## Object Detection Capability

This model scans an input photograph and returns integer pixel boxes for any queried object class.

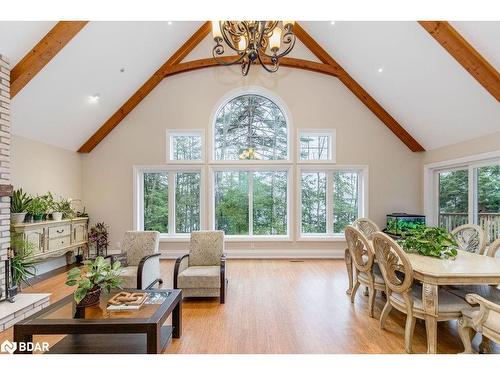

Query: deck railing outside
[439,212,500,244]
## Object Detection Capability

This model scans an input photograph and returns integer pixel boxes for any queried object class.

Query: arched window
[214,94,288,161]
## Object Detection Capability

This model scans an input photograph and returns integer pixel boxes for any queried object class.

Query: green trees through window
[175,172,200,233]
[143,173,168,233]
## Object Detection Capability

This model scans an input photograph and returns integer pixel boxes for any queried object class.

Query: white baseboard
[160,249,344,259]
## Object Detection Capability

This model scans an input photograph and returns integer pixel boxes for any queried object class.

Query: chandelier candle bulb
[212,21,222,40]
[238,36,247,51]
[270,27,282,51]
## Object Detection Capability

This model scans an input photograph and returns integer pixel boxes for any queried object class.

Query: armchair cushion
[122,231,160,266]
[177,266,221,289]
[189,231,224,267]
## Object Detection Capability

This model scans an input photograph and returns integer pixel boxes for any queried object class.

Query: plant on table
[398,225,458,259]
[8,237,37,290]
[66,256,123,305]
[88,222,110,256]
[52,197,76,220]
[10,188,32,224]
[27,195,49,221]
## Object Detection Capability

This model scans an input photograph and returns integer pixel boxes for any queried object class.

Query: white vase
[52,212,63,221]
[11,212,26,224]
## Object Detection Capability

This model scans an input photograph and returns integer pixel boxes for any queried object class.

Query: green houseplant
[27,195,48,221]
[399,226,458,259]
[53,197,76,219]
[10,188,32,224]
[9,237,37,291]
[66,256,123,306]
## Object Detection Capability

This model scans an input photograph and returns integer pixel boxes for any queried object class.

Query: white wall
[82,66,423,256]
[11,134,83,199]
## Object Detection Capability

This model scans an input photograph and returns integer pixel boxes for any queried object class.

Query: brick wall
[0,54,10,299]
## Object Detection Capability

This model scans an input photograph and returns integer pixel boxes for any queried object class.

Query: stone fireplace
[0,54,49,332]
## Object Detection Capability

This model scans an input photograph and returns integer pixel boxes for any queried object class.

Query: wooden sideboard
[11,217,89,263]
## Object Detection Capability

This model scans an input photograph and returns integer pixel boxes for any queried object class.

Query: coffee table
[13,288,182,354]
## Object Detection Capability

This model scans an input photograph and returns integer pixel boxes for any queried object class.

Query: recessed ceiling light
[88,94,100,103]
[167,21,173,25]
[330,21,336,25]
[377,67,384,73]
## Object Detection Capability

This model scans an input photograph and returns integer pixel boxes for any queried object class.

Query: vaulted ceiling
[0,21,499,152]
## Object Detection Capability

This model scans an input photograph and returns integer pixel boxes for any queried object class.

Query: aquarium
[386,213,426,236]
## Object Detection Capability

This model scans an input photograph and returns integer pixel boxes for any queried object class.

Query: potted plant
[89,222,110,257]
[27,195,48,221]
[65,256,123,306]
[399,226,458,259]
[57,197,76,219]
[8,237,38,293]
[10,188,32,224]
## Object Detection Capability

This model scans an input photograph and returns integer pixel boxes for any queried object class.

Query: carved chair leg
[404,315,417,354]
[368,285,375,318]
[457,318,474,354]
[350,280,360,304]
[345,249,353,295]
[379,300,392,329]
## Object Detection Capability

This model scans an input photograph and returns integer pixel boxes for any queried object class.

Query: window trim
[296,164,369,241]
[208,86,293,163]
[133,165,206,240]
[424,150,500,227]
[166,129,205,164]
[297,128,337,164]
[208,165,293,241]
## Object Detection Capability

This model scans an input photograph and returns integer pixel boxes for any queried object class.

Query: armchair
[113,231,162,290]
[173,231,227,304]
[458,294,500,353]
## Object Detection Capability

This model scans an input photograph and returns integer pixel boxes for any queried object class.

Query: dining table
[345,248,500,354]
[406,250,500,354]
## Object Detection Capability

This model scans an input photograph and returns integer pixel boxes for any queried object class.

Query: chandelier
[211,21,296,76]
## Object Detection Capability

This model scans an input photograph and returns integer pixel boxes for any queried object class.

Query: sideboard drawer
[48,225,71,239]
[48,236,71,251]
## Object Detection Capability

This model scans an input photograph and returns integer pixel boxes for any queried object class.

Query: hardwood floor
[1,259,497,354]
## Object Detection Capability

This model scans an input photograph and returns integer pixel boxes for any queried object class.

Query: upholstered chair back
[486,238,500,258]
[451,224,486,254]
[345,225,374,274]
[189,231,224,267]
[372,232,414,296]
[352,218,380,240]
[122,231,160,266]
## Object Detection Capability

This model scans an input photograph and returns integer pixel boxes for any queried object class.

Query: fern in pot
[8,237,38,293]
[399,226,458,259]
[66,256,123,307]
[10,188,32,224]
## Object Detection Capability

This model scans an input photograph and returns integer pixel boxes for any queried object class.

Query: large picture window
[428,155,500,244]
[299,167,366,238]
[214,94,288,161]
[213,169,289,237]
[137,167,202,236]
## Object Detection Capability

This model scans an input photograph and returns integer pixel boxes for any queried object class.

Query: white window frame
[166,129,205,163]
[297,129,336,163]
[208,86,293,164]
[208,165,293,242]
[297,164,369,241]
[424,150,500,227]
[133,165,206,241]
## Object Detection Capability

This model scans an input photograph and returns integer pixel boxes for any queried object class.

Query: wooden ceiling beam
[164,56,340,78]
[419,21,500,102]
[11,21,88,98]
[293,23,425,152]
[78,22,211,153]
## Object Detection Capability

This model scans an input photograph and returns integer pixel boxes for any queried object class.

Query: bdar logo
[1,340,17,354]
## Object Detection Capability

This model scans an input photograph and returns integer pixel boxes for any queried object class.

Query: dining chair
[458,294,500,354]
[345,225,385,318]
[451,224,486,255]
[486,238,500,258]
[345,218,381,295]
[372,232,471,353]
